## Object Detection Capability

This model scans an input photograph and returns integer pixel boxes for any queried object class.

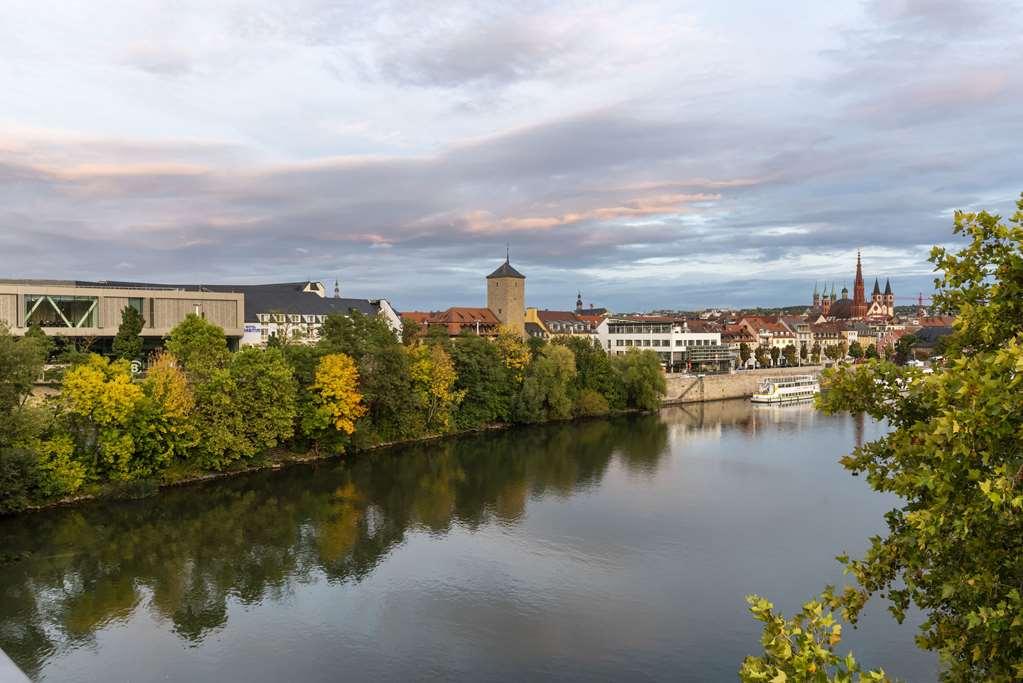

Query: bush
[0,448,43,514]
[574,389,610,417]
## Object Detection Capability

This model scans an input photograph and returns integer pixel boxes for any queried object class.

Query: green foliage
[111,306,145,360]
[740,342,752,365]
[526,334,546,360]
[0,324,48,413]
[227,348,297,455]
[0,449,44,514]
[749,196,1023,681]
[864,343,879,359]
[800,343,809,362]
[574,388,610,417]
[612,349,666,411]
[847,340,863,359]
[165,314,230,380]
[516,345,577,423]
[556,336,625,410]
[893,334,917,365]
[450,335,513,429]
[755,345,771,368]
[930,195,1023,356]
[320,310,397,361]
[401,319,423,346]
[770,346,781,366]
[782,343,797,366]
[811,341,822,364]
[739,592,889,682]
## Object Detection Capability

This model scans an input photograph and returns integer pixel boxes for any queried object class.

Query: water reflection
[0,415,669,677]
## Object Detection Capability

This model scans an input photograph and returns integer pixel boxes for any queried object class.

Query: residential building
[526,308,595,337]
[403,307,502,337]
[219,281,400,347]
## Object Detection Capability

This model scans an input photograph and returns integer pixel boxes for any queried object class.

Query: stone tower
[884,279,894,316]
[486,253,526,336]
[852,251,867,318]
[812,282,820,309]
[871,277,882,307]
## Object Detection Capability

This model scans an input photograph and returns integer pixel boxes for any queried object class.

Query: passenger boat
[750,375,820,403]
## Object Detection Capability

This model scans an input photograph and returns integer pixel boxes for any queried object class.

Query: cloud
[0,0,1021,310]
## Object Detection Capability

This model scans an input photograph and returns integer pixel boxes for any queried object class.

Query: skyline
[2,0,1022,310]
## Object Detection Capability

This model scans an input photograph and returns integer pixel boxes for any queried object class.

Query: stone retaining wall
[663,366,824,404]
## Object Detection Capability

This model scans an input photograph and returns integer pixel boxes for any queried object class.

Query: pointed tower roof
[486,254,525,279]
[813,281,819,296]
[884,279,892,295]
[872,278,881,295]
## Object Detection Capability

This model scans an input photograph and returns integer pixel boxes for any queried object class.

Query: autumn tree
[408,344,464,433]
[494,327,531,387]
[744,194,1023,681]
[308,353,366,439]
[111,305,145,360]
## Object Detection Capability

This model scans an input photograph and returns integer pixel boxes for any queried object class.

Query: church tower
[812,282,820,308]
[486,252,526,336]
[884,279,894,316]
[576,291,584,312]
[852,251,867,318]
[871,278,881,307]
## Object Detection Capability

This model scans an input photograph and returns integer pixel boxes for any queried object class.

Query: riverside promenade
[663,366,824,405]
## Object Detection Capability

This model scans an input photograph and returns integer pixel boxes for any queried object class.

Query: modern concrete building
[595,316,734,372]
[0,279,244,344]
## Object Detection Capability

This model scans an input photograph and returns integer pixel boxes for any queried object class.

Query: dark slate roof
[525,322,546,337]
[913,326,953,345]
[486,260,526,279]
[202,283,379,322]
[872,278,881,295]
[884,279,892,295]
[828,299,855,319]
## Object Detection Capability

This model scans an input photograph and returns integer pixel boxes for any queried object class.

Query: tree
[574,388,610,417]
[799,342,808,363]
[0,324,48,414]
[526,335,546,360]
[754,345,770,368]
[864,343,879,359]
[556,336,625,410]
[782,344,797,367]
[401,319,423,346]
[893,334,918,365]
[111,306,145,360]
[847,340,863,359]
[740,593,887,681]
[227,348,297,458]
[769,346,780,367]
[612,349,665,411]
[746,195,1023,680]
[165,314,230,381]
[320,311,397,361]
[494,327,531,386]
[811,341,822,364]
[739,342,751,368]
[308,353,366,437]
[60,354,148,480]
[823,343,842,362]
[408,344,464,433]
[516,345,577,422]
[450,335,513,429]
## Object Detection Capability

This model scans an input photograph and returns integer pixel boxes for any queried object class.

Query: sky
[1,0,1021,312]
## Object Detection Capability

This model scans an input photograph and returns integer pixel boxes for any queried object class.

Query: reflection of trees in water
[0,415,667,675]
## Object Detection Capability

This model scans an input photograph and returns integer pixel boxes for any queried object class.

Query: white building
[214,281,401,347]
[595,316,734,372]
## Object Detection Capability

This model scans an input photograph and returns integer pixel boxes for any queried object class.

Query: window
[128,297,143,316]
[24,294,98,328]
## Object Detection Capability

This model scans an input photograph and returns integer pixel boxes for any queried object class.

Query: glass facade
[25,295,98,328]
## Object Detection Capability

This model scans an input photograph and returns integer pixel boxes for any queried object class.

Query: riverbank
[9,409,649,515]
[663,366,824,404]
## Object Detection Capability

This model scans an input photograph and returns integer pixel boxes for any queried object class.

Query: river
[0,400,936,681]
